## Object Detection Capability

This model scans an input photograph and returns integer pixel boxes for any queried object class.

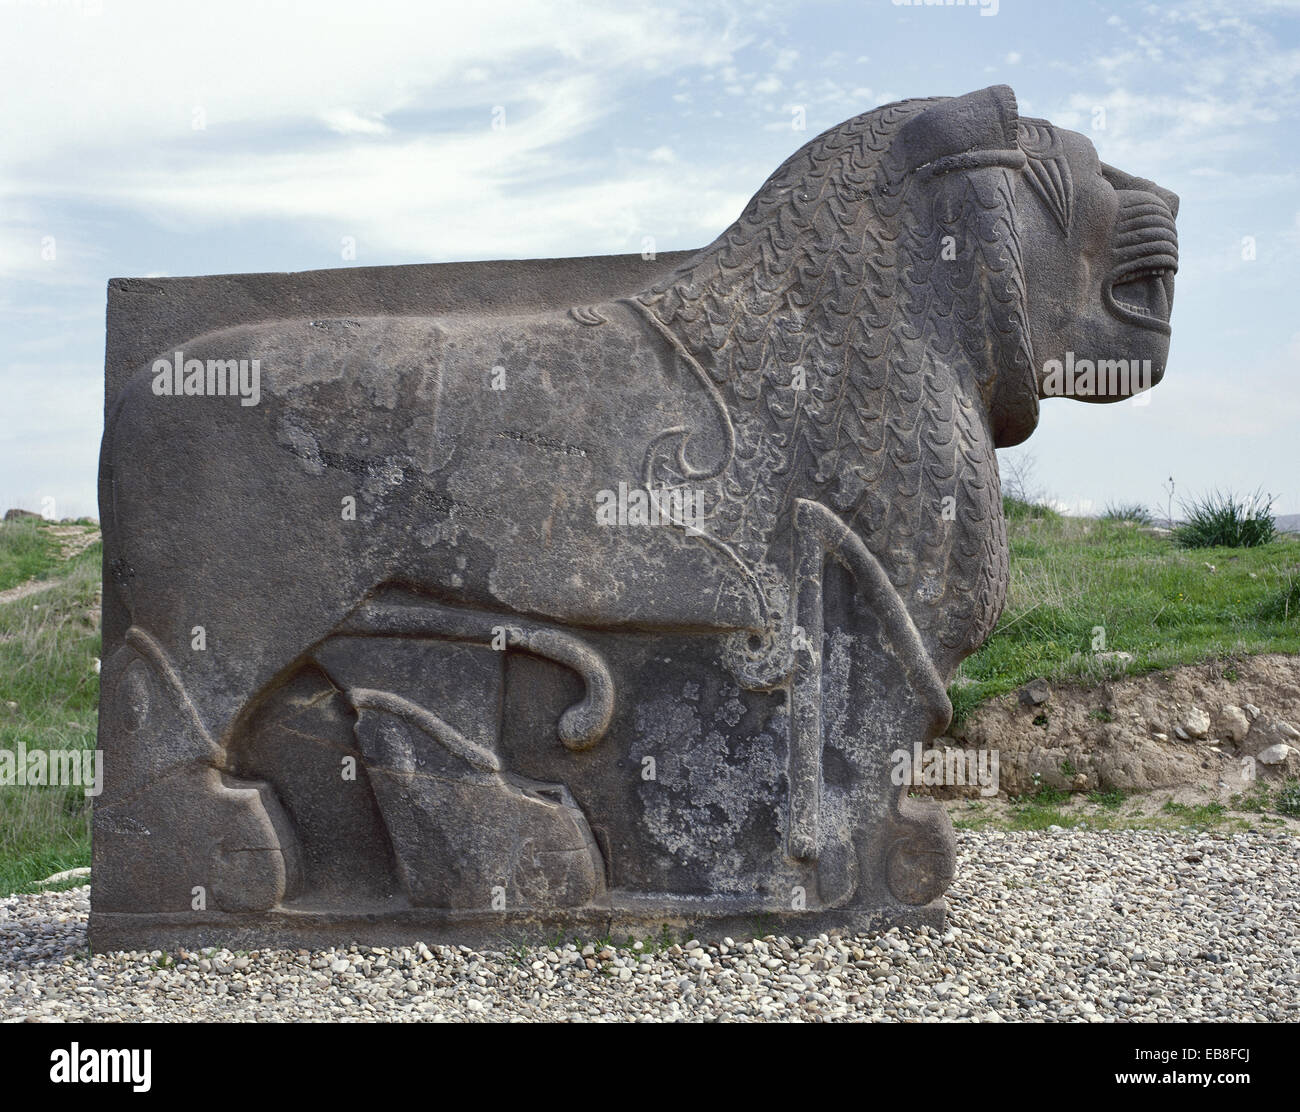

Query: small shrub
[1277,783,1300,817]
[1014,784,1069,807]
[1102,502,1154,525]
[1088,787,1127,810]
[1229,787,1270,814]
[1003,496,1062,523]
[1174,489,1276,549]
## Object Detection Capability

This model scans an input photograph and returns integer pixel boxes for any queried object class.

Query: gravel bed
[3,829,1297,1022]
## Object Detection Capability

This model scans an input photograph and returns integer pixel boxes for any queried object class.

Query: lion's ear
[897,85,1022,176]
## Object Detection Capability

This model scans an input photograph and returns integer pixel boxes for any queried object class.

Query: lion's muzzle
[1103,169,1179,336]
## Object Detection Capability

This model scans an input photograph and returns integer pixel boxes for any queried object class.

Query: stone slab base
[89,897,946,952]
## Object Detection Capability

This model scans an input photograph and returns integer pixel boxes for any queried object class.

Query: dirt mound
[936,654,1300,798]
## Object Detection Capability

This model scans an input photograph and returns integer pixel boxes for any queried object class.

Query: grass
[1174,488,1276,550]
[1002,495,1061,524]
[1161,799,1228,824]
[1088,787,1127,810]
[1278,783,1300,817]
[950,512,1300,725]
[0,518,63,592]
[951,776,1300,833]
[951,789,1260,834]
[1102,502,1155,526]
[0,525,101,894]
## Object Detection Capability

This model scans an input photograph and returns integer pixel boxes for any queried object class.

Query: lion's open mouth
[1104,193,1178,334]
[1110,265,1175,320]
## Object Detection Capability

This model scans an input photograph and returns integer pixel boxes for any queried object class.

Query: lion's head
[1014,106,1179,422]
[875,84,1178,447]
[634,85,1178,673]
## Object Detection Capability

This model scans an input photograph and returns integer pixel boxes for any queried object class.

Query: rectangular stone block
[92,85,1177,951]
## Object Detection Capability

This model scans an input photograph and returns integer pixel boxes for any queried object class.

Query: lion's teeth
[1153,278,1169,318]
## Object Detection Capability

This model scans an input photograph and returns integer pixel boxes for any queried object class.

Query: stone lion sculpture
[93,85,1177,947]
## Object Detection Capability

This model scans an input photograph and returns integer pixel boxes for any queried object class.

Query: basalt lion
[94,85,1177,939]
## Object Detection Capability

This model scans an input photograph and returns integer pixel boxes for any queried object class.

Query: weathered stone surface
[92,85,1178,950]
[1242,715,1300,760]
[1019,679,1052,708]
[1219,705,1251,744]
[1179,706,1211,740]
[1257,744,1297,767]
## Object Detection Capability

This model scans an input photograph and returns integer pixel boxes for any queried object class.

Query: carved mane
[628,88,1041,675]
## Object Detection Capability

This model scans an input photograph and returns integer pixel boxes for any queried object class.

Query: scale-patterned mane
[630,88,1040,677]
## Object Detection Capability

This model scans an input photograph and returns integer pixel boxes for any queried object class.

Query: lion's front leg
[787,499,957,912]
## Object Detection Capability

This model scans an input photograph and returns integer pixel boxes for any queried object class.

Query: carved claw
[885,794,957,906]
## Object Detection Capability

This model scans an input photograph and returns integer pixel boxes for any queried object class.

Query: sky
[2,0,1297,520]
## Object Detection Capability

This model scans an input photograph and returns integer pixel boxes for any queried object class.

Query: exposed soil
[933,653,1300,801]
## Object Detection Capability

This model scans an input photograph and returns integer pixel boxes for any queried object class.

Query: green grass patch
[1174,489,1276,550]
[1228,785,1273,814]
[1161,799,1227,826]
[1088,787,1127,810]
[1277,782,1300,817]
[1002,496,1062,524]
[13,873,90,896]
[0,519,63,593]
[1102,502,1154,525]
[951,791,1259,834]
[1008,803,1070,831]
[949,513,1300,723]
[0,537,101,895]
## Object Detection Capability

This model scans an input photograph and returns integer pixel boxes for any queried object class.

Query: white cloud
[0,364,103,521]
[320,108,391,136]
[0,0,749,280]
[0,1,742,166]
